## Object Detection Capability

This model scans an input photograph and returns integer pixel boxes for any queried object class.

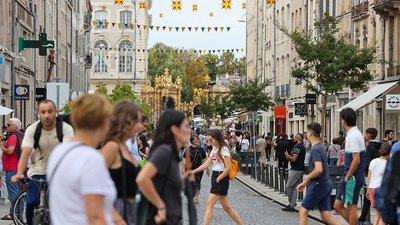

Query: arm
[366,169,372,187]
[297,161,323,192]
[83,195,108,225]
[12,147,33,182]
[2,145,15,155]
[136,162,167,224]
[100,141,119,168]
[217,156,231,182]
[285,152,298,162]
[193,157,212,174]
[345,153,360,181]
[2,134,17,155]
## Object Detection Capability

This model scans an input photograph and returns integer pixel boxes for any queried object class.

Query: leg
[26,175,45,225]
[5,171,20,215]
[333,199,349,222]
[0,171,8,200]
[203,194,220,225]
[286,170,303,208]
[347,204,358,225]
[372,211,381,225]
[219,196,243,225]
[299,207,309,225]
[320,211,341,225]
[359,193,370,222]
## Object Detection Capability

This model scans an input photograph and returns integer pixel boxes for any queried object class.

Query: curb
[235,176,325,224]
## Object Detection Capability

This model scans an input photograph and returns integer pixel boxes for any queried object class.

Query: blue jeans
[6,170,20,214]
[26,175,46,225]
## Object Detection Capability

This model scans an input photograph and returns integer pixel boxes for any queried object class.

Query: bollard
[261,164,265,184]
[274,167,279,191]
[265,164,269,186]
[270,165,274,188]
[284,168,289,195]
[257,162,261,181]
[279,168,284,194]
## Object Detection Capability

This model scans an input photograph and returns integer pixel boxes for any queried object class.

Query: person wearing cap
[0,118,22,220]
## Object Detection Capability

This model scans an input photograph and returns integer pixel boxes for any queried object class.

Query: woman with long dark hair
[136,110,192,225]
[101,101,143,225]
[137,134,150,160]
[193,130,243,225]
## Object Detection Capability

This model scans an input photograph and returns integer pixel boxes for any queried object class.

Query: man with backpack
[0,118,23,220]
[11,100,74,225]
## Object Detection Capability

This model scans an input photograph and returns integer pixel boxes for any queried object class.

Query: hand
[113,213,127,225]
[11,174,24,183]
[154,208,167,225]
[345,175,353,182]
[296,181,307,192]
[184,171,195,182]
[206,169,210,177]
[216,176,221,183]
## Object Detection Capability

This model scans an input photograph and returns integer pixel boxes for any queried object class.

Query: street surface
[0,177,324,225]
[183,175,324,225]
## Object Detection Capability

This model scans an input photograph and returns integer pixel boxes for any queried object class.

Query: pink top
[337,149,345,166]
[2,133,19,171]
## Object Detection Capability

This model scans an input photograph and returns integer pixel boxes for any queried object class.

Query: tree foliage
[184,59,210,99]
[279,14,375,135]
[201,54,220,81]
[230,79,275,113]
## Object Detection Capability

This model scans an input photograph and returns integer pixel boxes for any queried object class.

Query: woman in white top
[367,142,391,225]
[193,129,243,225]
[47,94,124,225]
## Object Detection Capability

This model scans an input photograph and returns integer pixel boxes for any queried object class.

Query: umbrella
[0,106,13,116]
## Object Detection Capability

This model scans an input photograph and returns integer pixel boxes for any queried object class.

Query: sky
[148,0,246,57]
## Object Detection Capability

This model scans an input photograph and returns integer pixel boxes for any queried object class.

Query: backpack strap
[56,118,64,143]
[33,122,43,150]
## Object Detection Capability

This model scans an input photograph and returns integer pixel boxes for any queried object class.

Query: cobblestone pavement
[183,175,324,225]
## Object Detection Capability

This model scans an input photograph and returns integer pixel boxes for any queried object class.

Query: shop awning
[336,81,399,112]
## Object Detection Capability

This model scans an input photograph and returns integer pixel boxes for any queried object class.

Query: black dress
[190,145,207,190]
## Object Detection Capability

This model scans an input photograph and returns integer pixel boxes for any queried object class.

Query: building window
[94,41,108,73]
[95,10,108,29]
[119,41,133,73]
[120,11,132,28]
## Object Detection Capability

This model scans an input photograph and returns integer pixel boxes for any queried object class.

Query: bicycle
[11,177,49,225]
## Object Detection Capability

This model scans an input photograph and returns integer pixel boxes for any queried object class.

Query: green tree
[184,59,210,99]
[95,84,108,97]
[109,82,151,116]
[218,52,237,75]
[201,53,220,81]
[214,95,234,121]
[229,79,274,113]
[279,14,375,136]
[198,96,216,122]
[234,57,246,76]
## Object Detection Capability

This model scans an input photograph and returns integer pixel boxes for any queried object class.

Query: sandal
[194,199,199,204]
[1,214,12,220]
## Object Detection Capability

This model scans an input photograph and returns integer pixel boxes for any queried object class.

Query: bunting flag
[210,12,214,17]
[268,0,276,5]
[102,6,107,11]
[193,4,198,11]
[114,0,124,5]
[159,13,163,18]
[95,55,246,64]
[91,20,235,32]
[172,0,182,11]
[94,48,245,55]
[222,0,232,10]
[242,2,246,9]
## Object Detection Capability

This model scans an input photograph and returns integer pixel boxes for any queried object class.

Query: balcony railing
[386,65,400,78]
[351,2,369,19]
[373,0,400,14]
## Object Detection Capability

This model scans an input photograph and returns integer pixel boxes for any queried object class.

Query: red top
[2,133,19,171]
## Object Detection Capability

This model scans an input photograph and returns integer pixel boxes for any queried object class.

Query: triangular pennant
[236,49,239,52]
[188,27,192,31]
[195,27,199,32]
[214,27,218,31]
[169,27,173,32]
[118,23,122,28]
[162,26,167,30]
[161,50,164,53]
[199,50,202,53]
[105,22,109,27]
[124,23,128,28]
[130,24,134,29]
[156,26,160,31]
[213,50,216,53]
[201,27,205,32]
[175,27,179,32]
[112,22,116,27]
[142,49,146,52]
[241,48,244,52]
[92,20,97,25]
[220,27,224,32]
[207,27,212,32]
[99,21,103,26]
[150,26,154,30]
[144,25,148,30]
[181,27,185,32]
[147,50,150,53]
[227,27,231,31]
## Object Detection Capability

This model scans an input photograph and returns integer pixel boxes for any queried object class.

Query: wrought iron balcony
[386,65,400,78]
[351,2,369,19]
[373,0,400,14]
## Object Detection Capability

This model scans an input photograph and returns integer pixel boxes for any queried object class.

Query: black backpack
[33,117,64,150]
[13,132,24,160]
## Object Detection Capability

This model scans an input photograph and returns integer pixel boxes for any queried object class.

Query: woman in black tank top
[100,101,144,225]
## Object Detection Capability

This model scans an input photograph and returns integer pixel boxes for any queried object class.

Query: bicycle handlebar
[20,177,47,184]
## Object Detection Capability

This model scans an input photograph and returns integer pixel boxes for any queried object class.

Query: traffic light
[18,33,54,56]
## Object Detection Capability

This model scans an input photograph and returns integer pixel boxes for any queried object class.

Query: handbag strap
[48,144,83,184]
[120,146,129,222]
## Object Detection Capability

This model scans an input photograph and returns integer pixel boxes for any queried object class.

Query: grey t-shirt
[149,144,182,224]
[327,144,340,158]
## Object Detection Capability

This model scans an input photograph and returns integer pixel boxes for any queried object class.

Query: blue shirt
[309,142,331,183]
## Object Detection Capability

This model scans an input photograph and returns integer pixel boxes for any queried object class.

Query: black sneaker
[281,206,296,212]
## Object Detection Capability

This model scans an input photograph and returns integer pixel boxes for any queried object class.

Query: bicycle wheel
[11,190,27,225]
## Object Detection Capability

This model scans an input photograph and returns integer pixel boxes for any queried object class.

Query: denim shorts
[301,181,332,211]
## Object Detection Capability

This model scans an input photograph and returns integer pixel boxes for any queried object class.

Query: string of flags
[95,55,245,63]
[92,20,235,32]
[94,48,245,54]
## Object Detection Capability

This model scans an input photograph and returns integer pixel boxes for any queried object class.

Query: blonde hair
[71,94,113,130]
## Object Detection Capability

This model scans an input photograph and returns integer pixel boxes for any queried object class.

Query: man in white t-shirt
[241,137,250,152]
[11,100,74,225]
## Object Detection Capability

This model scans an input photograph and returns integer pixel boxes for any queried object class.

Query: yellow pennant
[168,27,173,32]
